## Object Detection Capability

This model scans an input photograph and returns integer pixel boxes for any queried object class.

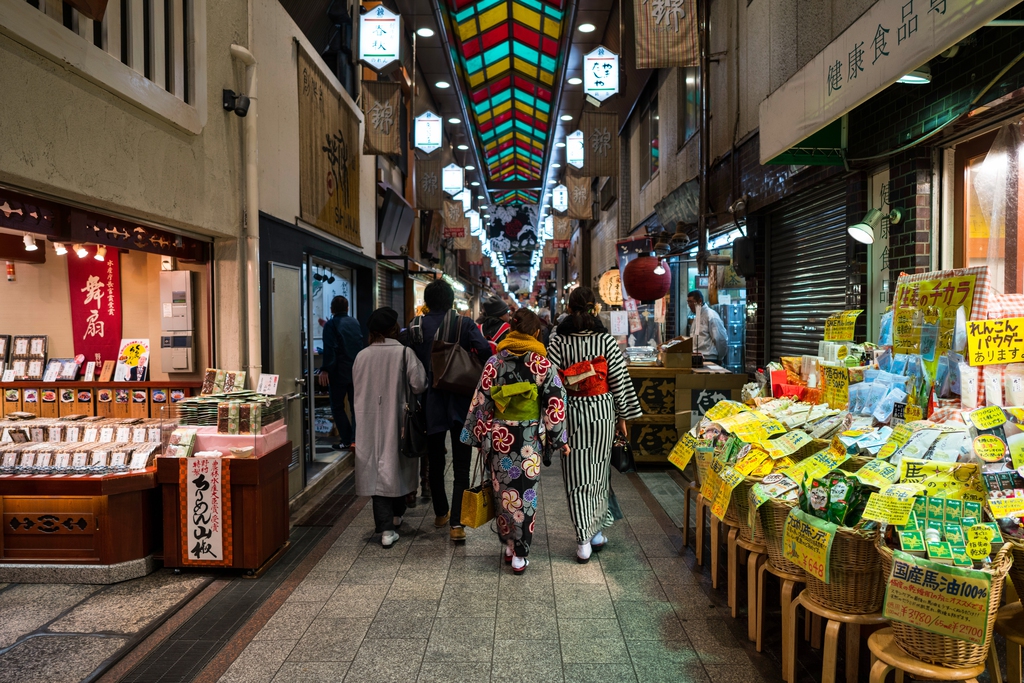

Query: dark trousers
[426,425,473,527]
[327,376,355,445]
[372,495,408,533]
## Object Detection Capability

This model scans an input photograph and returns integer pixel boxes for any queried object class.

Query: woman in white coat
[353,307,428,548]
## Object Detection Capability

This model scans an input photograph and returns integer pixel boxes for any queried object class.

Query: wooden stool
[993,600,1024,683]
[757,560,806,676]
[695,492,711,566]
[731,536,767,639]
[681,479,700,550]
[782,590,887,683]
[710,517,738,590]
[867,628,986,683]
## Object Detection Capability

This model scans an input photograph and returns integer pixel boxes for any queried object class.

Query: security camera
[222,89,251,117]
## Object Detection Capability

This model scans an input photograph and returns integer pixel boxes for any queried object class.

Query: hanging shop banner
[417,158,443,210]
[552,216,572,249]
[632,0,699,70]
[583,46,619,103]
[783,508,837,583]
[452,236,474,250]
[884,550,991,645]
[360,80,401,155]
[426,211,444,256]
[759,0,1020,163]
[180,456,233,567]
[821,364,849,410]
[543,243,559,266]
[443,200,466,239]
[358,4,401,72]
[67,249,122,366]
[967,317,1024,366]
[566,174,593,221]
[580,111,618,178]
[566,130,585,168]
[298,46,360,246]
[465,238,484,265]
[414,110,443,154]
[824,310,863,341]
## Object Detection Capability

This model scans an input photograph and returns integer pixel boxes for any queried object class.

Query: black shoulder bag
[399,347,428,459]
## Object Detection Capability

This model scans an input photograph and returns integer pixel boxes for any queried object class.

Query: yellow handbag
[460,453,495,528]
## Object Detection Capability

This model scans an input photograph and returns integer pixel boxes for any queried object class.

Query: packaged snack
[926,497,945,521]
[950,546,974,567]
[944,523,965,545]
[807,479,830,520]
[943,498,963,522]
[926,541,954,564]
[899,530,926,556]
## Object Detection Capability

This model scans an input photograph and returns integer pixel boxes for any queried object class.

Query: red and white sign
[67,249,122,365]
[181,457,232,567]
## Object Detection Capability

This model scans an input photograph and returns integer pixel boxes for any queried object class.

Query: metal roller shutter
[768,179,849,360]
[376,264,403,312]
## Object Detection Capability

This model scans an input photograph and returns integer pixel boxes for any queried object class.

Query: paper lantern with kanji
[622,257,670,302]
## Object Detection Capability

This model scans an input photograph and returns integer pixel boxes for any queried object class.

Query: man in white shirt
[687,290,728,363]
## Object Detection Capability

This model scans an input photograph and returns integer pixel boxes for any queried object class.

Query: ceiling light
[74,243,89,258]
[567,77,582,85]
[94,244,107,261]
[22,234,37,251]
[898,65,931,84]
[448,117,461,124]
[435,81,450,88]
[477,195,485,199]
[471,181,480,186]
[417,27,435,37]
[555,142,565,148]
[578,23,596,32]
[549,179,557,185]
[53,242,67,256]
[466,165,475,170]
[560,114,573,121]
[551,163,561,168]
[457,144,469,150]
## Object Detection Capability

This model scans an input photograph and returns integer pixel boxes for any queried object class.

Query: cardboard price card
[784,449,850,482]
[853,458,900,488]
[704,400,748,421]
[969,406,1008,432]
[764,431,813,460]
[861,492,915,526]
[988,497,1024,519]
[702,459,745,521]
[883,550,992,645]
[824,309,863,342]
[821,365,849,410]
[782,508,837,583]
[668,433,699,474]
[967,317,1024,366]
[899,458,986,502]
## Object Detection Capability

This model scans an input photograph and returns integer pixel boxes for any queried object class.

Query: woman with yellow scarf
[461,309,569,574]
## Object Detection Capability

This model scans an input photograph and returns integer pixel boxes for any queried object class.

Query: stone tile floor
[219,457,784,683]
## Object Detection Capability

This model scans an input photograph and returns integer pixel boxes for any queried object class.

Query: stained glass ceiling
[445,0,568,200]
[493,189,540,204]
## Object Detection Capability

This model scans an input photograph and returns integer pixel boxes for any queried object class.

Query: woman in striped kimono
[548,287,642,563]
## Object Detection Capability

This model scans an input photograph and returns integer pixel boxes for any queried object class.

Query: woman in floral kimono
[462,309,569,574]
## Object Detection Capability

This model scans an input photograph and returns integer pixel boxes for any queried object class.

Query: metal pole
[697,0,710,275]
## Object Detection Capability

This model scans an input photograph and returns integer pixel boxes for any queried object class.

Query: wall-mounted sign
[466,210,481,236]
[566,130,585,168]
[454,188,472,212]
[543,215,554,239]
[359,5,401,72]
[583,46,619,103]
[414,110,443,154]
[552,184,568,213]
[442,164,464,196]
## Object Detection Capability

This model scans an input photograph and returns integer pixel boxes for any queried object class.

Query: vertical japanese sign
[633,0,699,69]
[67,249,122,365]
[181,456,232,567]
[358,4,401,72]
[783,508,837,583]
[417,158,443,210]
[566,174,592,221]
[443,200,466,238]
[360,80,401,155]
[821,364,850,409]
[579,111,618,178]
[582,46,620,103]
[298,45,361,246]
[552,216,572,249]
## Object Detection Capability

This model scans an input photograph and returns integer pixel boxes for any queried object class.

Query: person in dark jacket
[317,295,364,448]
[478,296,511,352]
[410,280,492,542]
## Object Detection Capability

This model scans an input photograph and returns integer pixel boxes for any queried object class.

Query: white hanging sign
[414,110,443,154]
[466,210,481,235]
[583,46,619,103]
[566,130,585,168]
[359,5,401,72]
[442,164,465,196]
[455,188,472,212]
[552,184,568,213]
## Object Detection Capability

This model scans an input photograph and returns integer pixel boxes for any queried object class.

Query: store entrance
[268,262,306,499]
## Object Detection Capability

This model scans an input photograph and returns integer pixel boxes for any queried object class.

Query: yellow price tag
[966,316,1024,366]
[905,404,924,422]
[853,459,899,488]
[973,434,1008,463]
[668,433,699,473]
[785,449,850,481]
[878,424,914,460]
[861,492,915,526]
[989,497,1024,519]
[763,431,813,460]
[965,525,993,560]
[824,310,863,341]
[704,400,748,421]
[970,406,1007,431]
[734,448,769,476]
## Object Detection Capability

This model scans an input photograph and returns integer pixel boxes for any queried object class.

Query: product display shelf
[0,381,202,419]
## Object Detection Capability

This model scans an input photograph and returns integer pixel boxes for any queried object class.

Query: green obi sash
[490,382,539,421]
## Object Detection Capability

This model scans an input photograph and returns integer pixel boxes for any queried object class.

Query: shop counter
[157,442,291,575]
[627,364,747,463]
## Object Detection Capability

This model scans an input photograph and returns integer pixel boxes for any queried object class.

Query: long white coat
[352,339,428,497]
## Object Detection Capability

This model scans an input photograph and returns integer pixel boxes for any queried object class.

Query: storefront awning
[759,0,1021,165]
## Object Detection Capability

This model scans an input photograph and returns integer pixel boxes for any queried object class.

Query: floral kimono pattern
[461,350,568,557]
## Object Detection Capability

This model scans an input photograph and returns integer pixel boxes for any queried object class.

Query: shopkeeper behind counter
[687,290,727,363]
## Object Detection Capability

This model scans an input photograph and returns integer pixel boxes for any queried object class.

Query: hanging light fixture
[326,268,336,284]
[74,243,89,258]
[22,234,37,251]
[848,208,901,244]
[53,242,68,256]
[94,244,107,261]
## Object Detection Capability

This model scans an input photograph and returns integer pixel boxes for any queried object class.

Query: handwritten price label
[704,400,748,421]
[966,525,993,560]
[970,406,1007,432]
[782,509,837,583]
[989,497,1024,519]
[861,492,915,526]
[824,310,863,341]
[668,433,699,473]
[853,459,900,488]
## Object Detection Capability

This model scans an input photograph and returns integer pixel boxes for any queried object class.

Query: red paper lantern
[622,256,670,302]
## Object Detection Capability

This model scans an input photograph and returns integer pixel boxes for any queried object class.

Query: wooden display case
[157,442,291,575]
[0,381,202,419]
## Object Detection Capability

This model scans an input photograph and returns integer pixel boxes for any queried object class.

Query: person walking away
[537,308,553,347]
[352,308,427,548]
[548,287,642,563]
[478,296,512,353]
[461,309,569,574]
[409,279,492,542]
[318,295,364,449]
[686,290,728,364]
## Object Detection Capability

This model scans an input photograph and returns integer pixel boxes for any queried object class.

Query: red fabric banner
[67,249,122,365]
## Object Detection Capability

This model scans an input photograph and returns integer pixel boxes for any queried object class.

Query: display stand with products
[0,381,202,418]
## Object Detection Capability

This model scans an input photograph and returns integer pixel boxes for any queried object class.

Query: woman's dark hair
[424,279,454,311]
[566,287,600,332]
[509,309,542,337]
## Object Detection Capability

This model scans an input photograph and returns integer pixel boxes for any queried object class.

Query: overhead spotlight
[477,195,485,199]
[313,266,323,282]
[94,244,107,261]
[848,208,902,244]
[457,144,469,150]
[74,243,89,258]
[567,77,582,85]
[897,65,931,84]
[549,179,557,185]
[578,23,596,32]
[466,165,475,170]
[53,242,67,256]
[326,268,336,284]
[551,163,561,168]
[555,142,566,148]
[560,114,573,121]
[435,81,450,88]
[471,181,480,186]
[448,117,461,124]
[22,234,37,252]
[416,27,435,37]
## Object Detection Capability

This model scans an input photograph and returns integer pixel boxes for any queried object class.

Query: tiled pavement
[219,457,785,683]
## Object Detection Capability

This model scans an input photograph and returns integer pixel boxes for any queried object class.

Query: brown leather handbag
[431,312,483,396]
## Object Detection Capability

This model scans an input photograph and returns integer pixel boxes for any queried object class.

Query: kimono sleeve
[460,356,499,447]
[604,335,643,421]
[539,358,569,456]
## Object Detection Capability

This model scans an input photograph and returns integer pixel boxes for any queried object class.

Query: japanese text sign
[359,4,401,72]
[853,458,900,488]
[899,458,985,502]
[764,431,813,460]
[783,508,837,583]
[180,457,232,567]
[884,551,992,645]
[893,272,978,362]
[701,459,744,521]
[824,310,863,341]
[668,433,699,474]
[822,365,849,410]
[67,249,122,365]
[784,449,850,482]
[414,111,443,154]
[967,317,1024,366]
[861,491,915,526]
[583,46,619,102]
[704,400,748,421]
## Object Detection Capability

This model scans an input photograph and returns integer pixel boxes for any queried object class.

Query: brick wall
[885,148,933,284]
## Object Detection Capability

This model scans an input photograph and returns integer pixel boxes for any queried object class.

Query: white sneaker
[393,516,403,527]
[591,531,607,552]
[381,530,399,548]
[511,556,529,573]
[576,542,592,564]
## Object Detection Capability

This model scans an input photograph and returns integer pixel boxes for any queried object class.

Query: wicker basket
[733,478,765,543]
[839,455,872,473]
[759,497,803,575]
[802,525,884,614]
[1008,539,1024,598]
[878,538,1013,667]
